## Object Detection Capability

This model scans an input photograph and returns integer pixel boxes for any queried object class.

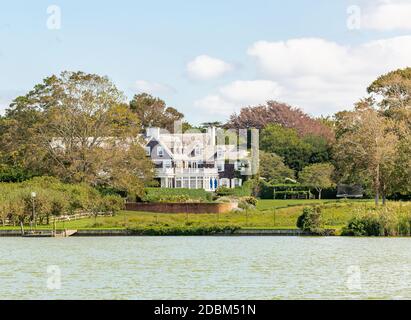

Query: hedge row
[215,180,255,197]
[141,188,213,203]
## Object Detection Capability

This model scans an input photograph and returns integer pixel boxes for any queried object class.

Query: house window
[217,148,225,159]
[157,146,164,157]
[145,147,151,156]
[217,162,224,172]
[163,160,172,169]
[195,146,201,156]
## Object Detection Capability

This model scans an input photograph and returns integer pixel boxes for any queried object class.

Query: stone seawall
[0,228,326,237]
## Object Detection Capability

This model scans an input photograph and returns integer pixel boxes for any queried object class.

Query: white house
[144,127,249,191]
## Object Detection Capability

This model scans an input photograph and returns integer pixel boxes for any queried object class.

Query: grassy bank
[0,199,386,234]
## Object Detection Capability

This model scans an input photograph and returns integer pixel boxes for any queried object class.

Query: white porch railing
[157,168,218,175]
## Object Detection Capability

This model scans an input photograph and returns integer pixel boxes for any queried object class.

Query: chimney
[146,127,161,140]
[207,127,216,146]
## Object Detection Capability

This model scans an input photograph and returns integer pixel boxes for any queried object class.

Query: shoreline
[0,228,317,237]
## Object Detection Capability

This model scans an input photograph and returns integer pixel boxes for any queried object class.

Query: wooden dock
[22,230,78,238]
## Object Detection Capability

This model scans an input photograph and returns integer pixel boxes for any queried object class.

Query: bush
[259,181,313,199]
[101,194,124,215]
[341,215,381,236]
[215,180,256,197]
[127,225,239,236]
[142,188,212,203]
[341,204,411,237]
[241,196,258,206]
[296,206,324,234]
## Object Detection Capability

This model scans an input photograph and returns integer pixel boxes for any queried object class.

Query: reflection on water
[1,237,411,300]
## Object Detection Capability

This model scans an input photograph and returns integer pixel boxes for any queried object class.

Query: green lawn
[0,199,380,234]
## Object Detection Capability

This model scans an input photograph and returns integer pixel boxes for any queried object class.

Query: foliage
[1,71,154,195]
[0,165,34,183]
[0,178,124,225]
[127,225,239,236]
[334,100,400,204]
[341,203,411,236]
[260,124,312,171]
[299,163,335,199]
[259,182,312,199]
[129,93,184,132]
[225,100,335,142]
[240,196,258,206]
[142,188,212,203]
[259,151,295,184]
[296,206,324,234]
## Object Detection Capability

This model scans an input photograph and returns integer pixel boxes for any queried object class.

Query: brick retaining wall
[125,202,237,214]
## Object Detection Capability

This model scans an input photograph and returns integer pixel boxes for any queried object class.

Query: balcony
[156,167,218,177]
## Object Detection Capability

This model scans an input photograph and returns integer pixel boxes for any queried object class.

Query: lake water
[1,237,411,300]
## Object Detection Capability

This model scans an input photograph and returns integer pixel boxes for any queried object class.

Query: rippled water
[1,237,411,300]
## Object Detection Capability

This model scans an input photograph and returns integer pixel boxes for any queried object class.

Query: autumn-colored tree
[2,71,154,196]
[367,68,411,196]
[225,101,335,142]
[129,93,184,132]
[334,101,398,205]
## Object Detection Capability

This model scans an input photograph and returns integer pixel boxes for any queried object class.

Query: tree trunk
[374,164,380,206]
[317,189,322,200]
[375,191,379,206]
[382,193,387,205]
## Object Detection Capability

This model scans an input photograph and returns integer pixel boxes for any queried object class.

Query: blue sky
[1,0,411,124]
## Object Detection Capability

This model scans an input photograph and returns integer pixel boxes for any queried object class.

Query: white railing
[156,167,218,175]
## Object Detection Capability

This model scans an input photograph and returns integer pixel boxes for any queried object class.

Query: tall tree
[334,101,398,205]
[2,71,154,196]
[225,101,335,142]
[129,93,184,132]
[367,67,411,196]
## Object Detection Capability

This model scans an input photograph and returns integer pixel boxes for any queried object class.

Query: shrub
[241,196,258,206]
[341,215,381,236]
[296,206,324,234]
[142,188,212,203]
[127,225,239,236]
[215,180,255,197]
[101,194,124,215]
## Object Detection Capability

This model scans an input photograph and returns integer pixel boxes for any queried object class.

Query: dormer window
[217,148,225,159]
[145,147,151,156]
[157,146,164,157]
[195,146,201,156]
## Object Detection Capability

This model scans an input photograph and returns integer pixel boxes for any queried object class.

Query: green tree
[2,71,154,196]
[299,163,335,199]
[259,151,295,184]
[260,124,311,172]
[367,68,411,197]
[333,102,398,205]
[129,93,184,132]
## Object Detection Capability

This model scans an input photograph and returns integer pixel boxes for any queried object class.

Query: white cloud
[219,80,282,105]
[134,80,176,95]
[186,55,233,80]
[194,80,282,116]
[194,94,236,116]
[362,0,411,31]
[246,36,411,115]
